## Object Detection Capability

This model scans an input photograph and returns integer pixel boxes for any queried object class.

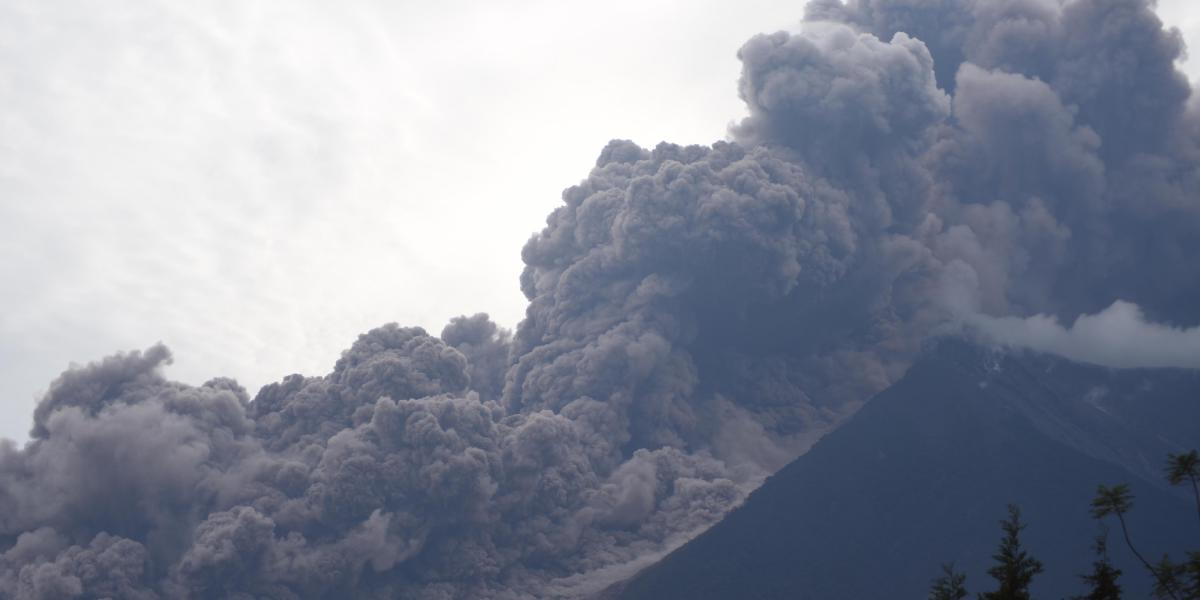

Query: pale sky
[1,0,1197,444]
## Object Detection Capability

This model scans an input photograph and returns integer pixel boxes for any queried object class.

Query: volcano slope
[608,339,1200,600]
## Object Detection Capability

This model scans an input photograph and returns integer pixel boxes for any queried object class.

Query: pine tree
[1161,449,1200,599]
[979,504,1043,600]
[1165,450,1200,525]
[1176,552,1200,600]
[1091,484,1181,600]
[1072,531,1122,600]
[1150,552,1200,600]
[930,562,968,600]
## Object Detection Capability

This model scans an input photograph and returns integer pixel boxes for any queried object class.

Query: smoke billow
[3,0,1199,597]
[964,300,1200,369]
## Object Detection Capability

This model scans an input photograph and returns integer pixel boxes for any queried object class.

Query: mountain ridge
[603,338,1200,599]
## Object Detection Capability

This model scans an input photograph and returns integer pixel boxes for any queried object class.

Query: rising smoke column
[2,0,1199,597]
[809,0,1200,323]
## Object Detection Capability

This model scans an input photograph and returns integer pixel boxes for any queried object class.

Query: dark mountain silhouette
[605,339,1200,599]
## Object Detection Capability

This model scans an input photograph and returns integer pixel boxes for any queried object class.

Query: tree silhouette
[1166,450,1200,525]
[1091,484,1181,600]
[1158,449,1200,599]
[1150,553,1200,600]
[930,562,968,600]
[929,449,1200,600]
[1072,530,1122,600]
[979,504,1043,600]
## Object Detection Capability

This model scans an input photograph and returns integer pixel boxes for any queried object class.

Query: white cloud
[966,300,1200,369]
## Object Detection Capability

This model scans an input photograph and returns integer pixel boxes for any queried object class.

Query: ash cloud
[3,0,1200,597]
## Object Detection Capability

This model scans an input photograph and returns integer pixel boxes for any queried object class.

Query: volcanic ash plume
[3,0,1199,597]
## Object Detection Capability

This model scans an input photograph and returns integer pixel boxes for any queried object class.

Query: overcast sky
[1,0,1197,444]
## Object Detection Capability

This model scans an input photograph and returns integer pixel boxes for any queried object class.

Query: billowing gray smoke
[3,0,1198,597]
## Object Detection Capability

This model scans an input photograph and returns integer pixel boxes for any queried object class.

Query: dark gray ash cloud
[2,0,1199,597]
